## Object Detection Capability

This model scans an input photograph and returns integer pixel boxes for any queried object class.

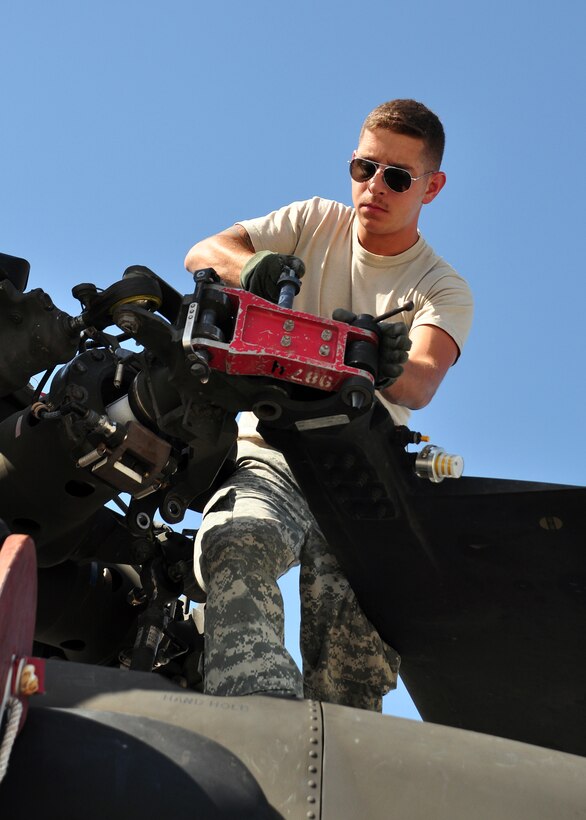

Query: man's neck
[356,225,420,256]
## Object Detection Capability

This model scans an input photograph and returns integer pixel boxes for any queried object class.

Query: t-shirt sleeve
[410,270,474,356]
[237,200,313,255]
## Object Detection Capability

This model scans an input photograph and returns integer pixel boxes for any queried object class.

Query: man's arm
[381,324,459,410]
[186,231,458,409]
[184,225,255,285]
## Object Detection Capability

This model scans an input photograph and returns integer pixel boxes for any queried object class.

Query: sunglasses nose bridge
[366,163,388,191]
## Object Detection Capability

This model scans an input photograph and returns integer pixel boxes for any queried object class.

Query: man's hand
[376,321,412,387]
[332,308,412,388]
[240,251,305,303]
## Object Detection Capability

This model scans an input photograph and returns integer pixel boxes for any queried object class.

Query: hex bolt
[281,335,292,347]
[321,329,333,341]
[283,319,295,332]
[69,385,85,400]
[319,345,330,356]
[116,311,140,334]
[190,362,208,379]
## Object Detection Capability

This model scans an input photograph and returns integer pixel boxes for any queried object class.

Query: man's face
[351,127,445,255]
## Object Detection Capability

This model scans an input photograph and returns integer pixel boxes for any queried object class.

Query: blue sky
[2,1,584,718]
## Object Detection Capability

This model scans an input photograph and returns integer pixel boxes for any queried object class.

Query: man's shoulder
[416,238,470,289]
[239,197,353,234]
[283,196,353,221]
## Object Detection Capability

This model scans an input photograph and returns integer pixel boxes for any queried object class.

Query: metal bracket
[90,421,171,497]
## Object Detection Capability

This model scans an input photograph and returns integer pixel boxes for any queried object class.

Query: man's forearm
[184,226,255,286]
[379,324,459,410]
[380,358,440,410]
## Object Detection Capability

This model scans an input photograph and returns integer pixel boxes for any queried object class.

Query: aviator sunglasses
[349,157,436,193]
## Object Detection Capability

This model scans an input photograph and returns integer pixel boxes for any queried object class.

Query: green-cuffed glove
[332,308,412,389]
[240,251,305,303]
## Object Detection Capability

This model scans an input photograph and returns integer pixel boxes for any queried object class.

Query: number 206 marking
[291,368,334,390]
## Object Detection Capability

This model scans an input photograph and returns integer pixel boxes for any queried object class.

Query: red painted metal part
[0,534,38,732]
[191,287,377,391]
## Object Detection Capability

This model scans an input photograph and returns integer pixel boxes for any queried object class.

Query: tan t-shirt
[237,196,473,438]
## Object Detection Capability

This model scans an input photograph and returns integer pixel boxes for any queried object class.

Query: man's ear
[422,171,446,205]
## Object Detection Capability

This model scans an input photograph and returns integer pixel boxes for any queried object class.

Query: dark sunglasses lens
[350,158,376,182]
[383,167,411,192]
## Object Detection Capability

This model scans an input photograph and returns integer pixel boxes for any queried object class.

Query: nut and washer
[321,329,333,341]
[281,335,292,347]
[135,512,151,530]
[116,311,140,334]
[319,345,330,356]
[283,319,295,332]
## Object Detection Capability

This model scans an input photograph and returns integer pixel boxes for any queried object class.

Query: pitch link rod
[373,301,415,323]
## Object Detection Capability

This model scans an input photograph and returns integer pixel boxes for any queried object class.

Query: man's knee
[196,510,300,591]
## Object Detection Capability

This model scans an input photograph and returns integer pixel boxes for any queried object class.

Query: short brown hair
[360,99,445,170]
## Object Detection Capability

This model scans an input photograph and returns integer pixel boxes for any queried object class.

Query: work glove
[240,251,305,303]
[332,308,412,389]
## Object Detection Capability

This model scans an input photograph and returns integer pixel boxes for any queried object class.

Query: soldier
[184,99,473,710]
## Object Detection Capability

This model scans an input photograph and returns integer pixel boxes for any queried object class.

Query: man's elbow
[184,245,200,272]
[382,371,441,410]
[403,383,437,410]
[405,393,432,411]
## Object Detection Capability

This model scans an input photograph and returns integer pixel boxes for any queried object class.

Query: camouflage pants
[194,439,400,711]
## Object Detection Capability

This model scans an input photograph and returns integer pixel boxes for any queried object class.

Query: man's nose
[367,168,386,193]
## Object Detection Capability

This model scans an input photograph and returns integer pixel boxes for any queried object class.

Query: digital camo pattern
[194,440,399,711]
[300,533,400,712]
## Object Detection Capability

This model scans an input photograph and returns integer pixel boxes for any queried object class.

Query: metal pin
[114,362,124,389]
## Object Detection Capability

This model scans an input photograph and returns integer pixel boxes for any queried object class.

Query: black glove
[332,308,412,389]
[240,251,305,303]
